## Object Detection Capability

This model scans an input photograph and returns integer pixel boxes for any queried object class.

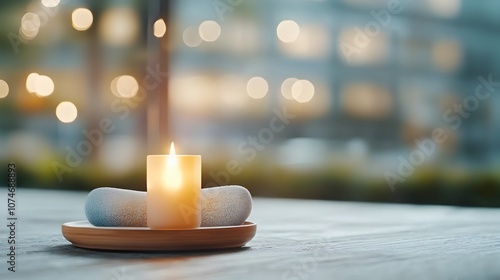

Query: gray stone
[84,185,252,227]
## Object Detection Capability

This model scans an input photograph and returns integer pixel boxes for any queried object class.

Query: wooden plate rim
[62,220,256,231]
[61,220,257,251]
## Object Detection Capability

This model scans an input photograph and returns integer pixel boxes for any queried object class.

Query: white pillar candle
[147,143,201,229]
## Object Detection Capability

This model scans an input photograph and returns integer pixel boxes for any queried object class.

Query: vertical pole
[86,0,102,160]
[147,0,170,154]
[159,0,170,153]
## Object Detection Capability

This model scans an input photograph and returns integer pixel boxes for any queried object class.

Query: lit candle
[147,142,201,229]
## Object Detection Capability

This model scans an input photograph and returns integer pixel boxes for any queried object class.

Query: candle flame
[169,142,176,155]
[165,141,182,189]
[168,142,177,166]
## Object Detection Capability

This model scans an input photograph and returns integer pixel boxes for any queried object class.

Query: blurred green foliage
[1,158,499,208]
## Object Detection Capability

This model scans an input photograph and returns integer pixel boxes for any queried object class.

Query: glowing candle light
[147,143,201,229]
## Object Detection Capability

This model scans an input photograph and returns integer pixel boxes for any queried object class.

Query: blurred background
[1,0,499,207]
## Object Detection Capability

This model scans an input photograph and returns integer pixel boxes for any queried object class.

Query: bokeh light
[72,8,93,31]
[99,8,139,45]
[291,79,315,103]
[34,75,54,97]
[41,0,60,8]
[183,26,202,47]
[153,19,167,38]
[199,20,221,42]
[21,13,41,32]
[281,78,298,100]
[20,13,41,40]
[246,77,268,99]
[26,73,39,93]
[0,80,9,98]
[56,101,78,123]
[115,75,139,98]
[277,20,300,43]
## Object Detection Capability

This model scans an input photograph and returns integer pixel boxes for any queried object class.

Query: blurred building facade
[0,0,499,205]
[170,0,500,173]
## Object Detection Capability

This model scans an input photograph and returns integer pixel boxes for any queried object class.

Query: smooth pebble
[84,185,252,227]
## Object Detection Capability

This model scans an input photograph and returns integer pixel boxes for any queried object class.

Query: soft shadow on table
[41,244,252,260]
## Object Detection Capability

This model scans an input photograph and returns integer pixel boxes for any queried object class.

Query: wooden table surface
[0,188,499,280]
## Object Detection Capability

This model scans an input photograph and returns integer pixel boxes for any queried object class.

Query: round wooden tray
[62,220,256,251]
